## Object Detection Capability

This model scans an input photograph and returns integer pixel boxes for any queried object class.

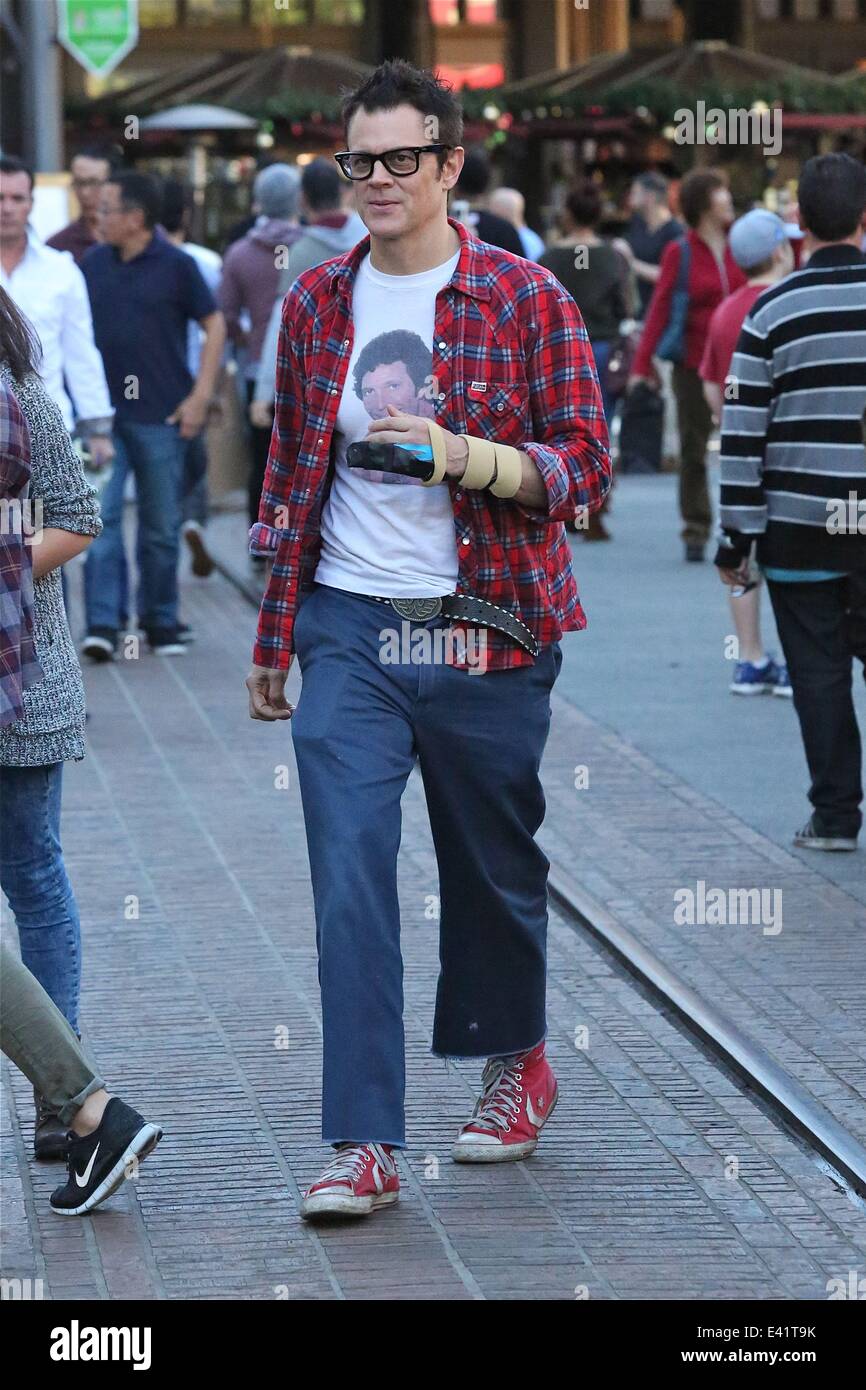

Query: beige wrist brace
[489,443,523,499]
[424,423,523,499]
[458,435,497,489]
[422,419,450,486]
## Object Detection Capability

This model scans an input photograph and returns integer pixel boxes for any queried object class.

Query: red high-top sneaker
[452,1042,558,1163]
[301,1143,399,1220]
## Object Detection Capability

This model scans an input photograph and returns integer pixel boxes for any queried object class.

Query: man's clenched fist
[246,663,294,721]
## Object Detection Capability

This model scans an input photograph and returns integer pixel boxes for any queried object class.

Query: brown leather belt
[368,593,539,657]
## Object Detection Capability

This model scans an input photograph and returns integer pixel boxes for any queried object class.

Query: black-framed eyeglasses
[334,145,452,181]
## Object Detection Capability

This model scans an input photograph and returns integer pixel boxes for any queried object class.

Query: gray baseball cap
[253,163,300,219]
[729,208,803,270]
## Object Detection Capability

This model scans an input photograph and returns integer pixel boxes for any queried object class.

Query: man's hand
[249,398,273,430]
[87,435,115,468]
[627,370,660,393]
[718,558,752,589]
[246,663,294,721]
[367,404,468,478]
[167,392,209,440]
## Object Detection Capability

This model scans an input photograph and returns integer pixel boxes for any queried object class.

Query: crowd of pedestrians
[1,60,865,1227]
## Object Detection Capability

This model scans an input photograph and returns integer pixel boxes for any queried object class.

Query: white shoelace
[468,1057,524,1134]
[317,1143,392,1185]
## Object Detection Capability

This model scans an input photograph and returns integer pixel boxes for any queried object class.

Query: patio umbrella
[91,46,372,121]
[140,105,259,241]
[502,40,846,108]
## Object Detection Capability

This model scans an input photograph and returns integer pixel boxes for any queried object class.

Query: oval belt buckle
[390,597,442,621]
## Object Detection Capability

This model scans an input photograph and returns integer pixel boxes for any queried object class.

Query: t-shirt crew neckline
[361,249,460,291]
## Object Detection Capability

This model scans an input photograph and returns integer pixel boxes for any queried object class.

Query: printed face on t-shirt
[354,329,436,423]
[359,358,436,421]
[348,329,437,484]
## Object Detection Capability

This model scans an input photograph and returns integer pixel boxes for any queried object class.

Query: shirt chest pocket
[461,381,529,445]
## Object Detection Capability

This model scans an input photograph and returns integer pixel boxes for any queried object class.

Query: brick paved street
[3,497,866,1300]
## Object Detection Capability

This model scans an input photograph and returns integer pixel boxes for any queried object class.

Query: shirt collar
[23,228,52,260]
[329,217,492,305]
[805,243,866,267]
[110,231,161,265]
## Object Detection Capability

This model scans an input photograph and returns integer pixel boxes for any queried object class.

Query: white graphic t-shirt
[315,249,460,597]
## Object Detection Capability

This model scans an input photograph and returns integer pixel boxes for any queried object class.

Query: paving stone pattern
[2,542,865,1300]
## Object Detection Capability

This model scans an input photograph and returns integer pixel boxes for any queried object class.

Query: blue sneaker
[773,663,793,698]
[730,657,779,695]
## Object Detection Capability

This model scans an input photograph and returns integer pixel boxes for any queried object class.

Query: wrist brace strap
[489,443,522,499]
[422,419,449,486]
[458,435,497,489]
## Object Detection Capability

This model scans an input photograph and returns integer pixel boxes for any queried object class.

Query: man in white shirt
[0,157,114,467]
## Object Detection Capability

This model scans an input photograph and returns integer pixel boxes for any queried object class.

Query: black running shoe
[793,815,858,852]
[50,1098,162,1216]
[81,628,118,662]
[146,626,186,656]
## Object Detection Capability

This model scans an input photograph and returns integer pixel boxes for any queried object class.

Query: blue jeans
[592,338,616,427]
[0,763,82,1032]
[291,584,562,1147]
[182,432,208,527]
[84,421,184,632]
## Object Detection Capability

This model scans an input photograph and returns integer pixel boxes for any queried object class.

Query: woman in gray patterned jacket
[0,287,102,1158]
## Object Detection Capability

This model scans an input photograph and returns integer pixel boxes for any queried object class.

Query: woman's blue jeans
[0,763,82,1032]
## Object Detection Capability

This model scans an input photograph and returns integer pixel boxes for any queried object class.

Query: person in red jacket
[629,169,746,561]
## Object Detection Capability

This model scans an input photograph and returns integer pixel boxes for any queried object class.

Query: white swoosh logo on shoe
[525,1095,546,1128]
[75,1142,100,1187]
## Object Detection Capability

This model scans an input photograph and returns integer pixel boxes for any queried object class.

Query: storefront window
[313,0,364,18]
[140,0,364,26]
[638,0,675,17]
[139,0,179,23]
[186,0,245,21]
[251,0,308,19]
[429,0,498,22]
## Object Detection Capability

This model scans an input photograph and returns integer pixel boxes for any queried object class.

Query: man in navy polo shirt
[80,172,225,658]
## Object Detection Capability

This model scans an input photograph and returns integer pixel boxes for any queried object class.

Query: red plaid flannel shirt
[251,218,610,671]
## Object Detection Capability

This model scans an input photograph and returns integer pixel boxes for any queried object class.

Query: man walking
[0,157,114,470]
[47,144,115,265]
[701,209,799,697]
[245,60,610,1220]
[251,158,365,424]
[219,163,301,527]
[161,178,223,579]
[716,154,866,850]
[618,172,682,319]
[488,187,546,261]
[451,147,524,255]
[80,172,225,658]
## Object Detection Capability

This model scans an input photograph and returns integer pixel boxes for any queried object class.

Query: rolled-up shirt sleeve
[518,283,611,525]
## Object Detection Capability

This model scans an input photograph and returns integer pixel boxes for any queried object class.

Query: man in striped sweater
[716,153,866,852]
